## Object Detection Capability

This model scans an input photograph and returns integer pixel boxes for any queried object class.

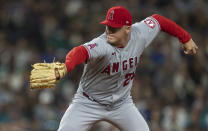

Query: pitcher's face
[105,26,131,46]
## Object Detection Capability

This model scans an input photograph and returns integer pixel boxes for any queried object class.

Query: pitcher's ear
[125,26,131,34]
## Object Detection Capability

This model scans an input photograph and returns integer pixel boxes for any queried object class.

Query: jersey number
[123,72,135,86]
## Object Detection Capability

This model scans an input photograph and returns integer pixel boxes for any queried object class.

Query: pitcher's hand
[182,39,198,55]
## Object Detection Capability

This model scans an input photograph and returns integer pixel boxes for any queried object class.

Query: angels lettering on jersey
[101,56,138,75]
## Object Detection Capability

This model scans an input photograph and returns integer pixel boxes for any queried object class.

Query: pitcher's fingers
[184,50,189,54]
[192,48,196,54]
[182,46,187,52]
[55,68,60,80]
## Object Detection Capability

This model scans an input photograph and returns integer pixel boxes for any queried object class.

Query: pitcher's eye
[106,26,121,33]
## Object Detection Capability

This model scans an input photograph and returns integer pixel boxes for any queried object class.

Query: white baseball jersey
[58,16,160,131]
[73,16,160,107]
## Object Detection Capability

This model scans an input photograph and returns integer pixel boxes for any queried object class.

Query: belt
[82,92,109,106]
[82,92,98,103]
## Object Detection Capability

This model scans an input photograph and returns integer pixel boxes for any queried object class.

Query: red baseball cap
[100,6,132,28]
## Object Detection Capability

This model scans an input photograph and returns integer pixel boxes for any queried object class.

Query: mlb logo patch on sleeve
[144,18,156,29]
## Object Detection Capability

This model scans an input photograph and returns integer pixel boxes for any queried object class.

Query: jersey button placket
[111,51,123,109]
[111,49,121,108]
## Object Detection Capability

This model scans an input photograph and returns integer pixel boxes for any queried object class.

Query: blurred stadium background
[0,0,208,131]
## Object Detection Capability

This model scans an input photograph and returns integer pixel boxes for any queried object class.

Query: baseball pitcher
[30,6,198,131]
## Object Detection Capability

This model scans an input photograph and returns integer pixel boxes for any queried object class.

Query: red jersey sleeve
[65,45,89,72]
[151,14,191,43]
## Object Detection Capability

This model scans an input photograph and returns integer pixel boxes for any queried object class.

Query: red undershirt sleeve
[65,45,89,72]
[151,14,191,44]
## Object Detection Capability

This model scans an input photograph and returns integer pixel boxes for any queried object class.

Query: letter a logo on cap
[108,10,114,20]
[100,6,132,28]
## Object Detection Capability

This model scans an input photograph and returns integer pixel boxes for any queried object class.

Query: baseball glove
[30,62,67,89]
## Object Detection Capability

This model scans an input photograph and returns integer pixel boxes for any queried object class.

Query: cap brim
[100,20,123,28]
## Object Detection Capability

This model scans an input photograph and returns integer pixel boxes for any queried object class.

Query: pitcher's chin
[107,37,117,44]
[107,40,116,45]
